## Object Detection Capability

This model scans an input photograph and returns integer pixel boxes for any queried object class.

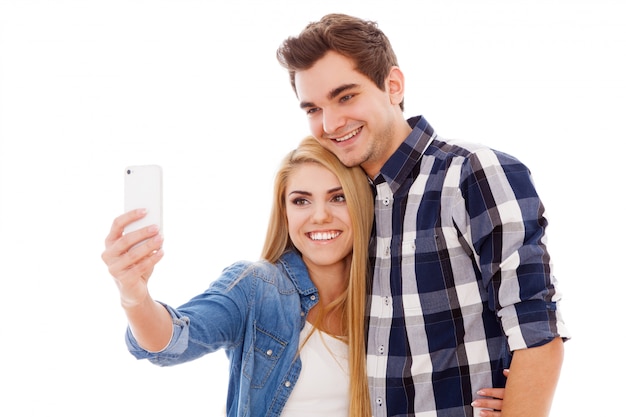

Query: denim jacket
[126,251,319,417]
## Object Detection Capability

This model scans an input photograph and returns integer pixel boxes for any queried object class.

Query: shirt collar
[278,251,318,296]
[375,115,437,193]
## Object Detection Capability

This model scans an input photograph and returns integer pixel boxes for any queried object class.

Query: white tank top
[280,321,349,417]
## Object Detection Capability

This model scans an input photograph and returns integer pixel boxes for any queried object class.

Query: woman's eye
[331,194,346,203]
[292,197,309,206]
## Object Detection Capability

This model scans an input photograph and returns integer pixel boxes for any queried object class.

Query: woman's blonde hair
[261,136,373,417]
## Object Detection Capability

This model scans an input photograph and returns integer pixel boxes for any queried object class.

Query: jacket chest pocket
[243,326,288,389]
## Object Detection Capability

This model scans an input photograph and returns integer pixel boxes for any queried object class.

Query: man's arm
[501,337,564,416]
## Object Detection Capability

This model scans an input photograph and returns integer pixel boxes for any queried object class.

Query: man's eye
[339,94,353,103]
[306,107,320,115]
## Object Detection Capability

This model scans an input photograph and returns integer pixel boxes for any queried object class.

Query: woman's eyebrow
[288,186,342,197]
[288,190,312,196]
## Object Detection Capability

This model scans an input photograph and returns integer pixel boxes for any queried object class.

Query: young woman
[101,136,373,417]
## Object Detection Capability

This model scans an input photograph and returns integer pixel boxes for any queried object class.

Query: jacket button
[266,349,273,356]
[285,381,292,388]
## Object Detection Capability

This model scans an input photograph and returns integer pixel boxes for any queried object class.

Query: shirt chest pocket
[243,326,288,389]
[401,234,438,262]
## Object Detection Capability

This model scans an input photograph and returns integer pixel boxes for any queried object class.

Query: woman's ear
[386,66,405,106]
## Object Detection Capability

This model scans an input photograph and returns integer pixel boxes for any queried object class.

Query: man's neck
[362,117,413,179]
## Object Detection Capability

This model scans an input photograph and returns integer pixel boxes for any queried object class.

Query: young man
[277,13,569,417]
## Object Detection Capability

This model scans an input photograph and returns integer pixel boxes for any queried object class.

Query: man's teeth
[334,128,360,142]
[308,231,340,241]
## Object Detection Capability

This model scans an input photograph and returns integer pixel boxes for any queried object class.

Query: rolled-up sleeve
[463,148,570,351]
[123,261,252,366]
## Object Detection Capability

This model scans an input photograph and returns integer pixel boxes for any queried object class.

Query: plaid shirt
[367,116,569,416]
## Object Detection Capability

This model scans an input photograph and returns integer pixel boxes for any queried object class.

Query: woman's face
[285,162,353,273]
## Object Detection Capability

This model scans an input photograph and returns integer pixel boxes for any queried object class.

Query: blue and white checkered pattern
[367,116,569,417]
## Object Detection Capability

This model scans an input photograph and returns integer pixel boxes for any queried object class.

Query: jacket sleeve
[126,261,254,365]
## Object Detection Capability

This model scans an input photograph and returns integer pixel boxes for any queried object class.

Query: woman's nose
[311,203,331,223]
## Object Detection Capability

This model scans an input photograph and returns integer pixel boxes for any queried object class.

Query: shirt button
[266,349,273,357]
[376,397,383,405]
[285,381,292,388]
[383,197,390,206]
[300,311,305,317]
[310,295,316,301]
[378,345,385,354]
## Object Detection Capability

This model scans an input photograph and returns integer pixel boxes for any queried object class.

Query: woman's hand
[101,209,164,308]
[471,369,509,416]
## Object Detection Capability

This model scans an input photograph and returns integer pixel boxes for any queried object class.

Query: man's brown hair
[277,13,404,110]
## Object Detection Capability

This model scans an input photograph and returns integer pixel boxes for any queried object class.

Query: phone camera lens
[127,169,131,175]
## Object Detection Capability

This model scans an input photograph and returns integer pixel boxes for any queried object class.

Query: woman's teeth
[308,231,340,241]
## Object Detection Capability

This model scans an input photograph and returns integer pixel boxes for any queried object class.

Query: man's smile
[328,126,362,143]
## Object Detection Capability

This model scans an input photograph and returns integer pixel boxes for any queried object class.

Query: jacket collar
[277,251,318,296]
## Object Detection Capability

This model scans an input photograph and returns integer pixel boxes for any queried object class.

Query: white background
[1,0,623,415]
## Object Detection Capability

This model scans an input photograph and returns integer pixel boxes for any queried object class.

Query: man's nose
[323,109,346,135]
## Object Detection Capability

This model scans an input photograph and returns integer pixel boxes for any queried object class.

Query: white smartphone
[123,165,163,235]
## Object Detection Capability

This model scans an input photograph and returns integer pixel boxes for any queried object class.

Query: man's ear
[386,66,405,106]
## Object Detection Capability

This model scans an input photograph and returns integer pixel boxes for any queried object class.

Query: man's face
[294,51,404,178]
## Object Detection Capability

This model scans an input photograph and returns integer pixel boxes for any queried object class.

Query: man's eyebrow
[299,83,359,109]
[299,101,315,110]
[328,84,358,101]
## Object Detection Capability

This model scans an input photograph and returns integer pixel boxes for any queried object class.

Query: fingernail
[477,390,485,396]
